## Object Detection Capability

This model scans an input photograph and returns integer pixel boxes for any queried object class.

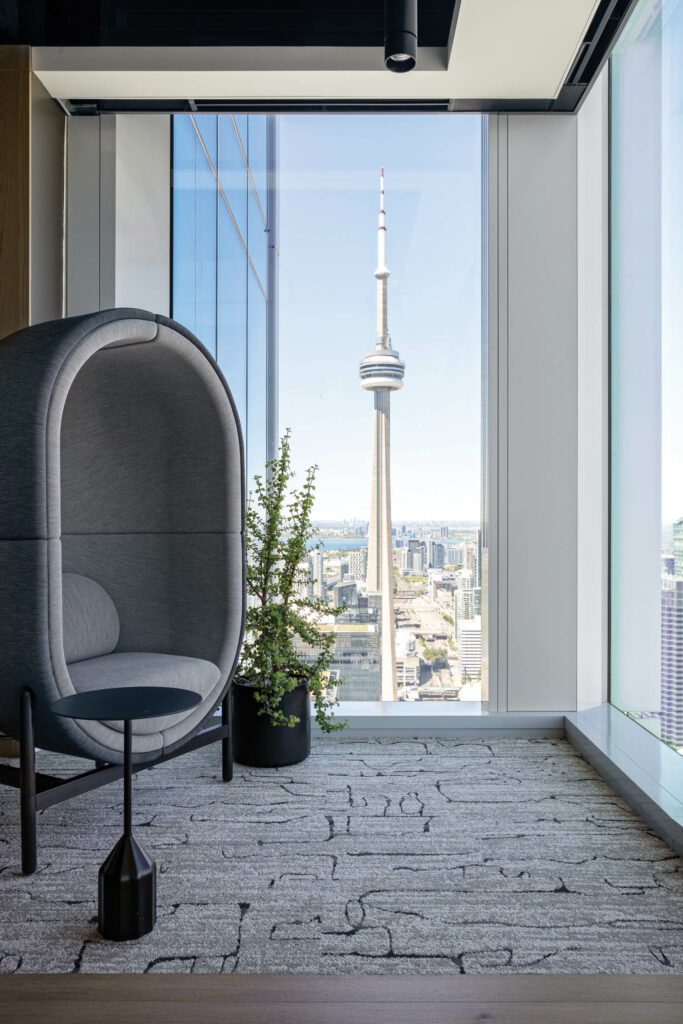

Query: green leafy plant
[238,429,346,733]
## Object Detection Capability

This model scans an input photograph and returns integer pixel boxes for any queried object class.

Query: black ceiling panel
[1,1,456,47]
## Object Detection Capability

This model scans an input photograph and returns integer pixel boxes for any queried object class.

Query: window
[278,114,483,702]
[173,112,485,704]
[611,0,683,753]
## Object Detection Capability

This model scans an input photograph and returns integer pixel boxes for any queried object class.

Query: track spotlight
[384,0,418,73]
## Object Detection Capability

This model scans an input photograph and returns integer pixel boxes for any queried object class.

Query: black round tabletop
[50,686,203,722]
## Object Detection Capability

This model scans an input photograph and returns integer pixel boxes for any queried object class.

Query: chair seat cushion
[67,652,220,735]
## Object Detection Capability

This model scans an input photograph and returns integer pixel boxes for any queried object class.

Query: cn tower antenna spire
[375,167,390,349]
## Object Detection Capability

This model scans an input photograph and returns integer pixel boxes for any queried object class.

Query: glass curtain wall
[172,112,484,705]
[172,113,273,486]
[611,0,683,754]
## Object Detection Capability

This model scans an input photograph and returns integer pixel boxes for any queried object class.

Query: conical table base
[98,833,156,941]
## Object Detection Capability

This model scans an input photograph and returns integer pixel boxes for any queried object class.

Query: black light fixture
[384,0,418,73]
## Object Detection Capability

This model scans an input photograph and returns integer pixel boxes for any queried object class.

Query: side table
[51,685,201,941]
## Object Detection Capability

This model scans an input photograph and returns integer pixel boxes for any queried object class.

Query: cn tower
[360,169,405,702]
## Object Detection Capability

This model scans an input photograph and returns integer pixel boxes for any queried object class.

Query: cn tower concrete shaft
[360,170,404,703]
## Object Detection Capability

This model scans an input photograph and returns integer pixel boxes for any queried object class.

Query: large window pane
[173,111,485,705]
[173,113,272,491]
[219,116,247,241]
[217,202,247,426]
[172,115,217,353]
[611,0,683,754]
[278,114,483,702]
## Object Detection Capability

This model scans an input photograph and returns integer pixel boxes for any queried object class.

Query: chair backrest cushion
[62,572,120,664]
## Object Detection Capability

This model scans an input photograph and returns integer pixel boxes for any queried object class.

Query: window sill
[312,701,565,738]
[565,704,683,858]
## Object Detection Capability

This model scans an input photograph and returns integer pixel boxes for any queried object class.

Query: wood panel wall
[0,46,31,339]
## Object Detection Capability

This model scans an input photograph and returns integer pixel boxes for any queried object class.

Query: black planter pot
[232,679,311,768]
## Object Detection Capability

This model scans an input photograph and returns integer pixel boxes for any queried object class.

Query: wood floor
[2,974,683,1024]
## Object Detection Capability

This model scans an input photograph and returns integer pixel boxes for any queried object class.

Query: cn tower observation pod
[359,348,405,391]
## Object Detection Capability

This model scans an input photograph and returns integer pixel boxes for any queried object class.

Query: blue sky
[277,114,482,522]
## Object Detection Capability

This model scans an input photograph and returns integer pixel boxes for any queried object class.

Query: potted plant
[233,429,346,767]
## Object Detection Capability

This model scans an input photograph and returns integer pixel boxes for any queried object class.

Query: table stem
[124,719,132,837]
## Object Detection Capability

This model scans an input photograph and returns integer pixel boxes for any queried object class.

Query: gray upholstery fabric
[0,309,245,765]
[67,652,220,735]
[62,573,120,664]
[60,336,242,536]
[62,534,243,670]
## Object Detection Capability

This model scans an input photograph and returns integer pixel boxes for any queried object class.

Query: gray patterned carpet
[1,737,683,975]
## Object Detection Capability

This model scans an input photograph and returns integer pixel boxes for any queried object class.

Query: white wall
[114,116,170,313]
[577,69,609,709]
[488,113,579,712]
[487,80,611,714]
[66,114,170,317]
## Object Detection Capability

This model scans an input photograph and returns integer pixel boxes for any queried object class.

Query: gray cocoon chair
[0,309,245,766]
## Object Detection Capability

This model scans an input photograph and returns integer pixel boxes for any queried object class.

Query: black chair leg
[222,693,233,782]
[20,688,37,875]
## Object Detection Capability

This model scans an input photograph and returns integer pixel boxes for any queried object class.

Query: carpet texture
[1,737,682,974]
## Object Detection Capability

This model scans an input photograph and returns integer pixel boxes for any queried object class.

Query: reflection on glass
[611,0,683,754]
[172,112,272,488]
[217,201,247,425]
[219,116,247,241]
[247,278,267,490]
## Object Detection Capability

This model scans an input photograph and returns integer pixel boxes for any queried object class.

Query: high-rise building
[440,525,449,539]
[360,169,405,701]
[297,559,314,601]
[464,543,478,577]
[661,575,683,747]
[334,580,358,609]
[457,616,482,685]
[348,546,368,583]
[294,619,381,702]
[674,519,683,577]
[311,549,324,599]
[427,540,445,569]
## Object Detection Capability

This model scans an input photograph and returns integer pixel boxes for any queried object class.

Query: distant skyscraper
[661,575,683,747]
[427,540,445,569]
[674,519,683,577]
[311,549,324,599]
[298,559,314,601]
[458,616,482,686]
[440,525,449,539]
[348,547,368,583]
[360,169,405,701]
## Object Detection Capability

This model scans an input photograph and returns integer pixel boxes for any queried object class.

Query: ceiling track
[65,99,452,115]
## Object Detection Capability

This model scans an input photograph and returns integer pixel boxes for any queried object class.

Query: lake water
[306,537,368,551]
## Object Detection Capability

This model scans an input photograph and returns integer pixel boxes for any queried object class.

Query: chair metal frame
[0,687,233,875]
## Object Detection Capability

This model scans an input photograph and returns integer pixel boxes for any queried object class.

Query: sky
[277,114,482,522]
